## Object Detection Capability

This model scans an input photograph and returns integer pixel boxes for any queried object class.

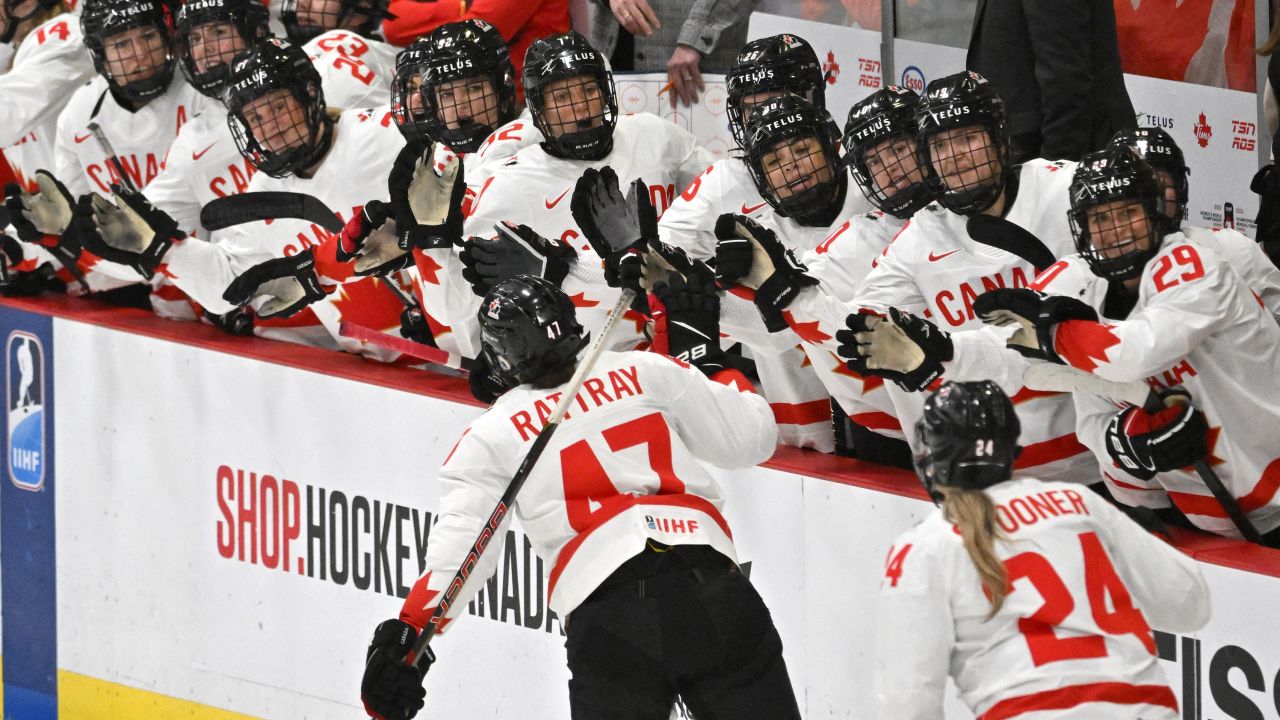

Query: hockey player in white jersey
[278,0,382,43]
[711,94,914,458]
[358,275,801,720]
[1110,126,1280,320]
[974,146,1280,542]
[873,380,1209,720]
[658,33,833,259]
[2,0,204,298]
[822,71,1095,483]
[75,37,412,354]
[445,31,711,358]
[301,27,397,111]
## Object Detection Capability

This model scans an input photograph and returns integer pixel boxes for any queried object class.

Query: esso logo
[901,66,925,94]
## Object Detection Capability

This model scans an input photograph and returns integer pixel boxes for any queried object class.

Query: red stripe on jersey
[547,494,732,601]
[1008,386,1062,405]
[1053,320,1121,373]
[1014,433,1088,469]
[850,411,901,432]
[709,368,753,391]
[1103,472,1165,493]
[770,399,832,426]
[149,283,190,302]
[979,681,1177,720]
[1167,456,1280,518]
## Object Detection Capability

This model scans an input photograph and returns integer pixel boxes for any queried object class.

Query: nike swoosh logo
[741,201,768,214]
[545,189,570,209]
[74,133,92,144]
[929,249,961,262]
[192,143,216,161]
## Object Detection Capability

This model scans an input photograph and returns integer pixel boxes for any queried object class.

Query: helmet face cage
[81,0,177,106]
[175,0,269,97]
[412,20,516,153]
[725,34,824,149]
[390,41,433,145]
[477,276,586,385]
[523,32,618,161]
[1109,128,1189,226]
[743,96,842,224]
[225,39,331,178]
[1069,148,1170,282]
[913,381,1020,499]
[916,71,1009,215]
[2,0,60,41]
[279,0,383,44]
[843,86,935,218]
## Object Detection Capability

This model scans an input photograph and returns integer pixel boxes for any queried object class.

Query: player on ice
[359,274,801,720]
[873,380,1210,719]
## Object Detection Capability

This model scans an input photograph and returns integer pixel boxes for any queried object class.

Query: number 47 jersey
[873,478,1210,720]
[397,351,778,632]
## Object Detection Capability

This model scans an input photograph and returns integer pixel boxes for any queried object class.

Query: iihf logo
[7,331,44,491]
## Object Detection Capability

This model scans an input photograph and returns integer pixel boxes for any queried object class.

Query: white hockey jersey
[0,13,93,190]
[161,107,412,357]
[854,161,1095,482]
[1035,234,1280,536]
[398,350,776,632]
[421,112,712,360]
[874,477,1209,720]
[657,156,770,260]
[302,30,398,111]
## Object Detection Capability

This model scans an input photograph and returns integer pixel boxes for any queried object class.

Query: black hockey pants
[564,542,802,720]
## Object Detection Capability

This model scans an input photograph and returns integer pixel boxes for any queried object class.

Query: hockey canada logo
[1193,112,1213,148]
[7,331,44,491]
[822,51,840,85]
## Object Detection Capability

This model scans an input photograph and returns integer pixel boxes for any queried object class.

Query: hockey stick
[86,122,139,194]
[1021,363,1264,543]
[200,192,345,232]
[402,288,637,676]
[337,321,455,367]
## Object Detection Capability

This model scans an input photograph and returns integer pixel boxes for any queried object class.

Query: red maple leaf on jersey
[414,252,444,285]
[1054,319,1121,373]
[782,310,831,344]
[568,292,600,309]
[330,277,407,331]
[1202,425,1226,468]
[830,352,884,393]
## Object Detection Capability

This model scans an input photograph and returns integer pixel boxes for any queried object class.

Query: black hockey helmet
[478,275,586,386]
[522,31,618,161]
[174,0,269,97]
[915,380,1020,499]
[393,19,517,153]
[279,0,384,44]
[742,94,845,226]
[916,71,1009,215]
[725,34,824,149]
[80,0,177,109]
[224,38,333,179]
[1069,145,1172,282]
[1108,127,1189,225]
[1,0,62,42]
[843,85,935,219]
[390,38,435,146]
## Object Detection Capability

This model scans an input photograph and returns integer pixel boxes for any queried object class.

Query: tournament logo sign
[1193,112,1213,148]
[7,331,44,490]
[901,66,925,95]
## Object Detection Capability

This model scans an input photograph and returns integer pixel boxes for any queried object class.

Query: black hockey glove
[0,232,24,285]
[1251,164,1280,268]
[973,288,1098,363]
[714,213,817,332]
[399,306,439,347]
[468,349,516,404]
[650,266,725,376]
[4,171,76,242]
[459,222,577,296]
[389,143,465,252]
[569,166,656,290]
[204,307,255,336]
[0,262,65,297]
[837,307,953,392]
[222,248,327,319]
[338,200,411,276]
[361,619,432,720]
[74,186,181,279]
[1104,388,1209,480]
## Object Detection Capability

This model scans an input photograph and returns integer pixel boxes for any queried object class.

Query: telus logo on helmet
[852,117,887,141]
[929,106,971,123]
[741,68,774,85]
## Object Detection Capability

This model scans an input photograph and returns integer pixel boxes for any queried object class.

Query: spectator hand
[667,44,705,109]
[609,0,660,37]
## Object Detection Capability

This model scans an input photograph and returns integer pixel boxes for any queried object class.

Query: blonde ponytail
[938,485,1008,617]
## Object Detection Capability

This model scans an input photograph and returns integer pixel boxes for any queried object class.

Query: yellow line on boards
[57,669,263,719]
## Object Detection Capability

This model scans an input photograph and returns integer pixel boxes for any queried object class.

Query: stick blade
[1021,363,1153,407]
[201,192,344,232]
